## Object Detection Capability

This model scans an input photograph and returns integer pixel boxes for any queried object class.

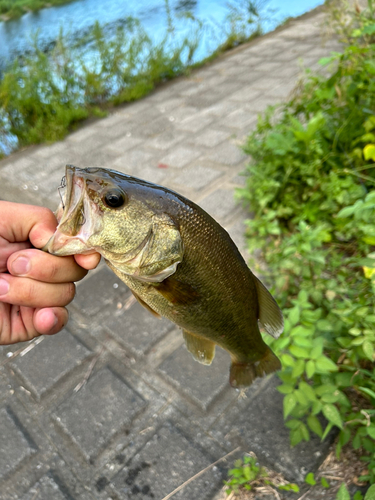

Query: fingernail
[0,279,10,295]
[11,256,30,275]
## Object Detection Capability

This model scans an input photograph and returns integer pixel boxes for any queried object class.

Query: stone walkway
[0,7,341,500]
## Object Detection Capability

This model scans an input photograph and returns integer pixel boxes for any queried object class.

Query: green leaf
[305,472,316,485]
[289,306,300,326]
[306,360,315,378]
[367,426,375,439]
[362,340,374,361]
[284,393,297,418]
[307,414,323,437]
[289,345,310,358]
[322,404,343,430]
[359,387,375,400]
[365,484,375,500]
[277,384,294,394]
[321,477,330,488]
[315,356,338,373]
[336,483,350,500]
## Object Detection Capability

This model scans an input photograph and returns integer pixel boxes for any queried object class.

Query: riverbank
[0,0,76,21]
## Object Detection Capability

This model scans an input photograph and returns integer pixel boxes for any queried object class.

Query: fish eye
[103,188,126,208]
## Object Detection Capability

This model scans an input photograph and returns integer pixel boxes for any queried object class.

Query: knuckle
[62,283,76,305]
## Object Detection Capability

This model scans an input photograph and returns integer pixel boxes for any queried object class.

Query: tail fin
[229,347,281,388]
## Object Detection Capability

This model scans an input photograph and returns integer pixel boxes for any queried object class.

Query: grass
[0,0,77,20]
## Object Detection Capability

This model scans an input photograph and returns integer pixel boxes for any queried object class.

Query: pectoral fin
[131,291,161,318]
[153,278,199,305]
[254,276,284,339]
[183,331,216,365]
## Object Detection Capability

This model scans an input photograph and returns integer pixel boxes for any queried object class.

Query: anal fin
[131,291,161,318]
[230,347,281,388]
[183,330,216,366]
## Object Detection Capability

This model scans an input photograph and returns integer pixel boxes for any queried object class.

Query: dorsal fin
[182,330,216,366]
[254,276,284,338]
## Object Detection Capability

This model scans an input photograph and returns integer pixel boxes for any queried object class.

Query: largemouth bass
[44,165,283,387]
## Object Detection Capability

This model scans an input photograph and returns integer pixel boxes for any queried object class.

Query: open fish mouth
[43,165,102,256]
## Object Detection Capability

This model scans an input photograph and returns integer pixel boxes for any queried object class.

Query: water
[0,0,324,72]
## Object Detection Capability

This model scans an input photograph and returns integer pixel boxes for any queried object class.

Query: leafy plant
[224,454,299,496]
[238,0,375,486]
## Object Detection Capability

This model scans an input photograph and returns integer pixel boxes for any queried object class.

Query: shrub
[238,0,375,483]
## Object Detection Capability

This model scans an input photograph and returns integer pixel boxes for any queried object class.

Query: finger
[0,201,57,248]
[0,274,76,308]
[0,304,68,345]
[8,249,88,283]
[33,307,69,335]
[74,252,101,270]
[0,239,31,272]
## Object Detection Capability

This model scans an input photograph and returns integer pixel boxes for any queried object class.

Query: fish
[44,165,283,387]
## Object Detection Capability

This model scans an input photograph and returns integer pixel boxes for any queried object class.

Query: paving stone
[20,473,68,500]
[160,146,202,169]
[148,129,185,150]
[199,188,239,222]
[73,266,132,317]
[131,164,170,185]
[134,116,171,137]
[105,135,144,154]
[228,86,263,102]
[113,149,155,174]
[204,142,246,166]
[210,376,335,483]
[159,344,230,411]
[53,367,146,461]
[102,302,173,357]
[221,108,257,130]
[176,113,214,132]
[0,406,36,481]
[111,421,222,500]
[172,165,222,191]
[9,331,90,401]
[192,128,230,148]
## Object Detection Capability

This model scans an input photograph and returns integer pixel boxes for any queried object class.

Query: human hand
[0,202,101,345]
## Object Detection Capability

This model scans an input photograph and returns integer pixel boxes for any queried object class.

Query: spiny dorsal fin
[254,275,284,339]
[183,330,216,366]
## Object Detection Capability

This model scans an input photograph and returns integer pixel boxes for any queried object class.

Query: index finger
[0,201,57,248]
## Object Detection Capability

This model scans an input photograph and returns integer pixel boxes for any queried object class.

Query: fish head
[44,165,184,282]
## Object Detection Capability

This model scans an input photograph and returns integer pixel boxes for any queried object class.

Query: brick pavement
[0,7,341,500]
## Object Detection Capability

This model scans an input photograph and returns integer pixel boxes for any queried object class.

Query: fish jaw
[43,165,103,256]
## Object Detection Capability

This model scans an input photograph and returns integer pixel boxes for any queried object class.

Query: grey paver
[53,367,146,461]
[0,407,36,481]
[172,164,222,191]
[111,421,222,500]
[102,301,173,357]
[20,474,67,500]
[73,265,132,317]
[0,5,340,498]
[160,146,202,168]
[199,188,240,222]
[9,331,90,401]
[159,344,230,411]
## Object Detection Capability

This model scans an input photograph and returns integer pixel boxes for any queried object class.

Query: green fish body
[45,165,283,387]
